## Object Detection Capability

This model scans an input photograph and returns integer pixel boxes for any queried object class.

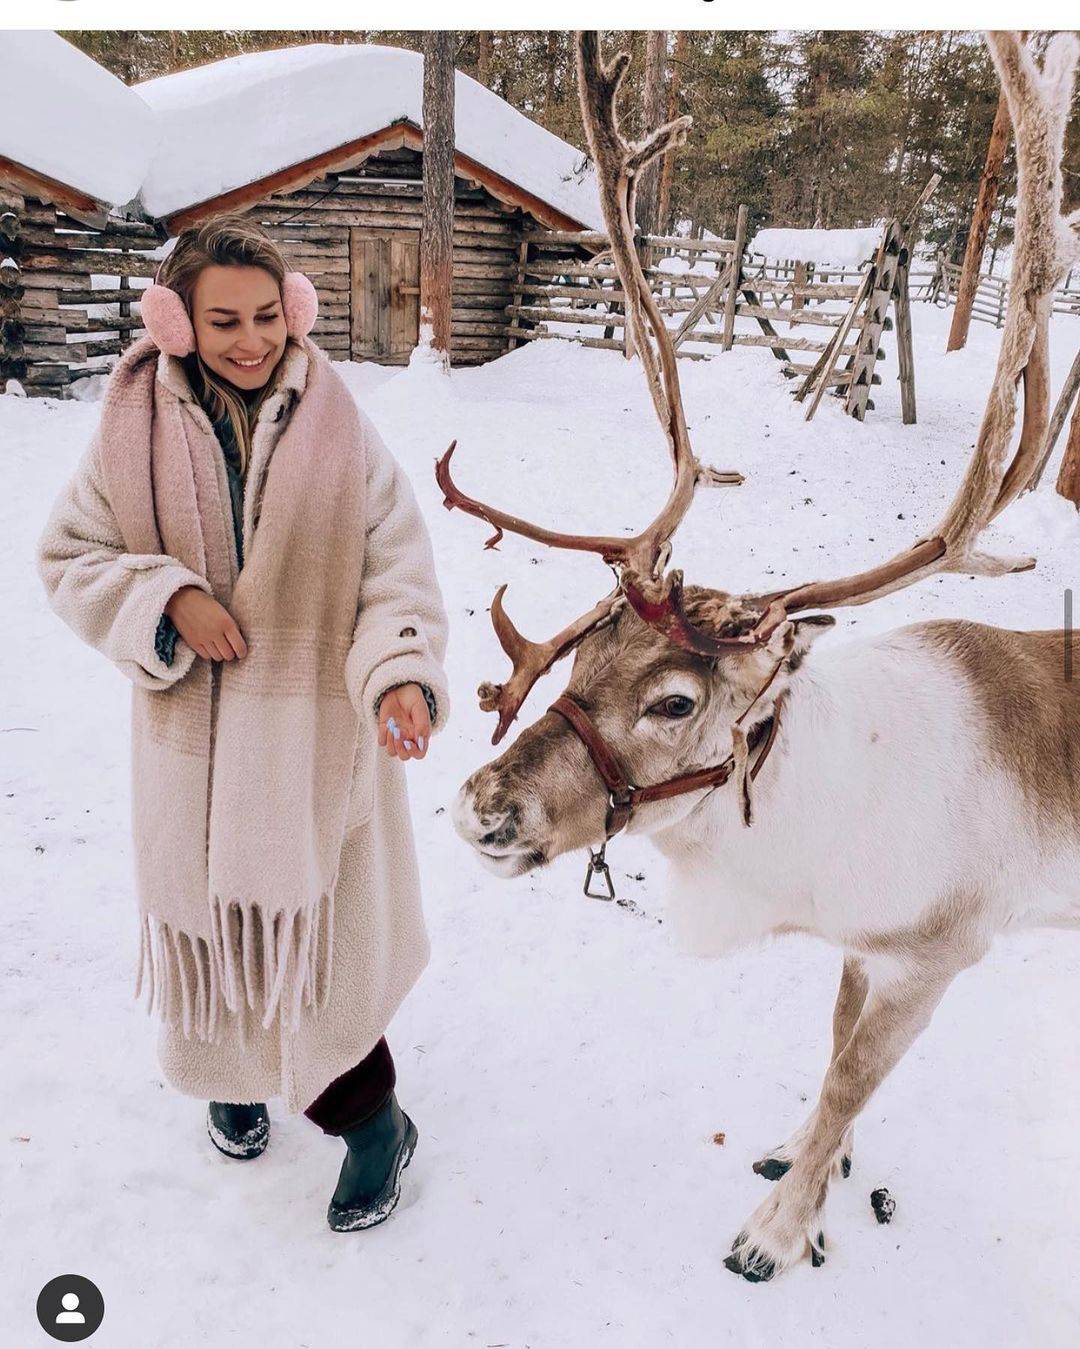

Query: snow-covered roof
[0,32,155,208]
[136,44,603,230]
[748,227,882,268]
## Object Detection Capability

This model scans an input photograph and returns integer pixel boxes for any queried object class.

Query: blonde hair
[158,215,291,475]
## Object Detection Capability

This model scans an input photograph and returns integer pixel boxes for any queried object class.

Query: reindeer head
[444,31,1076,883]
[453,589,836,877]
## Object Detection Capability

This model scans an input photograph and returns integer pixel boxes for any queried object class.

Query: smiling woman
[193,268,288,388]
[35,211,451,1236]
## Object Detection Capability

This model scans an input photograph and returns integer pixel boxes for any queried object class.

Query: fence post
[721,204,747,352]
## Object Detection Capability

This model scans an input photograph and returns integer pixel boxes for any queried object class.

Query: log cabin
[1,36,603,395]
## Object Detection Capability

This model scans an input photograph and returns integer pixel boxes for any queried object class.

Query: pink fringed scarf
[97,336,368,1042]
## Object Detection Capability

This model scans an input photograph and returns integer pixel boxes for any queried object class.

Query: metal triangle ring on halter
[549,656,788,902]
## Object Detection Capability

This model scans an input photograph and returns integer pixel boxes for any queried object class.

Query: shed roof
[0,31,155,217]
[136,44,603,231]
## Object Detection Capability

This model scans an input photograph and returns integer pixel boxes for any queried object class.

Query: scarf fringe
[134,889,335,1043]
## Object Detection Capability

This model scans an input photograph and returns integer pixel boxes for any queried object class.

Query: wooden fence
[914,255,1080,326]
[507,204,904,420]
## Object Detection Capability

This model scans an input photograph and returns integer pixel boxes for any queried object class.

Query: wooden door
[349,228,420,364]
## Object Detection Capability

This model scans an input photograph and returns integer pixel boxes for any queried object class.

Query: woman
[35,216,450,1232]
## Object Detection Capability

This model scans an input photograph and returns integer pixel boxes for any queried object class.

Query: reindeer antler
[441,31,1077,746]
[745,30,1080,633]
[438,31,747,743]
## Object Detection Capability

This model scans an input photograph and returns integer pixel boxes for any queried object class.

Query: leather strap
[548,687,786,839]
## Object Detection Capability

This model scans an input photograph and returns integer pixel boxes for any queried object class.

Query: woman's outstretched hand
[165,585,248,663]
[377,683,432,762]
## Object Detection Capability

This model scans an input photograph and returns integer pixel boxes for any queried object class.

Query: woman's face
[190,264,288,390]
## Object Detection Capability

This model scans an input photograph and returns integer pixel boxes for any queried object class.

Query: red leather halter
[547,658,788,900]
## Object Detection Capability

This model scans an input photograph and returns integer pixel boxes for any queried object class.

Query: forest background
[63,30,1080,266]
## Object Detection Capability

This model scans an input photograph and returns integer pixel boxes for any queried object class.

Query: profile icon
[35,1275,105,1341]
[56,1292,86,1324]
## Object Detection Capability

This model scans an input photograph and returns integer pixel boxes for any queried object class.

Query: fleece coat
[36,338,450,1112]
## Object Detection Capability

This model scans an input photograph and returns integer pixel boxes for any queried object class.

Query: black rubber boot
[207,1101,270,1160]
[326,1092,418,1232]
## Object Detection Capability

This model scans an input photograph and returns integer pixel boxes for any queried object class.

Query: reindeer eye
[649,694,696,719]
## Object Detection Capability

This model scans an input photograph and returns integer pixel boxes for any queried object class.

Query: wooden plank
[893,258,917,424]
[24,341,85,362]
[452,262,516,280]
[673,260,733,351]
[721,205,748,352]
[735,303,861,330]
[799,269,874,420]
[60,312,142,333]
[21,272,92,293]
[790,261,808,325]
[512,282,627,304]
[735,285,791,363]
[741,281,861,300]
[310,317,350,335]
[507,239,530,352]
[273,194,519,226]
[512,327,709,359]
[83,338,121,358]
[509,304,625,328]
[450,320,512,336]
[61,288,141,306]
[21,364,72,387]
[21,249,155,278]
[349,228,382,359]
[389,231,420,359]
[846,222,900,420]
[731,332,846,354]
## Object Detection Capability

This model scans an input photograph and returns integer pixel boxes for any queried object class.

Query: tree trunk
[657,31,686,236]
[421,31,455,366]
[636,32,667,240]
[947,66,1019,351]
[477,31,492,87]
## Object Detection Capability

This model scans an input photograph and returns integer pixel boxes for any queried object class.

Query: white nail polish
[418,736,425,751]
[404,739,413,750]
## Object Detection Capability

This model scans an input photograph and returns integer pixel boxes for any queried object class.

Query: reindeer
[445,32,1080,1281]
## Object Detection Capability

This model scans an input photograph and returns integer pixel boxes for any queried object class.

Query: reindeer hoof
[810,1232,826,1267]
[752,1156,791,1181]
[841,1154,852,1179]
[724,1232,777,1282]
[724,1251,776,1283]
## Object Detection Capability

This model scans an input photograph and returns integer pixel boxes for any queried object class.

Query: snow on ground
[3,303,1080,1347]
[0,32,154,208]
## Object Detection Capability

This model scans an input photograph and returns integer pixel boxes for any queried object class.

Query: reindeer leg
[726,944,981,1282]
[753,956,868,1183]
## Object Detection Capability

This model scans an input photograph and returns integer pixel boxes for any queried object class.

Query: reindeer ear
[787,614,836,668]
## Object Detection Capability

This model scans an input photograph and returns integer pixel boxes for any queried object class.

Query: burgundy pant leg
[303,1037,396,1135]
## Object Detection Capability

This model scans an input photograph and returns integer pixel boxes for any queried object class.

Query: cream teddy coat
[36,341,450,1112]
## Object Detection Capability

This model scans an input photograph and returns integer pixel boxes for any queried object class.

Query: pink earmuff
[140,271,319,357]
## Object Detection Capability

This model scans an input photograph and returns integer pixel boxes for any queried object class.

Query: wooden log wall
[251,149,521,365]
[0,182,26,390]
[0,190,158,397]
